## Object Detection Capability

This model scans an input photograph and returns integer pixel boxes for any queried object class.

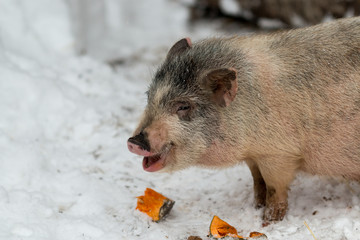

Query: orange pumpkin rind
[209,216,245,239]
[249,232,266,238]
[136,188,175,222]
[209,216,267,239]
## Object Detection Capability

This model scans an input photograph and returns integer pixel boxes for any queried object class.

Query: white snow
[0,0,359,239]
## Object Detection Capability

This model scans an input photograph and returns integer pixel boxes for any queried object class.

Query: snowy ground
[0,0,359,239]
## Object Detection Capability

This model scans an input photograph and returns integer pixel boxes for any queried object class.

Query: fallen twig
[304,221,317,240]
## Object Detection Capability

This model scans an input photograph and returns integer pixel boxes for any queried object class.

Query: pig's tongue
[143,155,165,172]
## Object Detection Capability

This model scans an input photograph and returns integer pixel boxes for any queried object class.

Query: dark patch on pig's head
[151,57,199,99]
[149,38,243,104]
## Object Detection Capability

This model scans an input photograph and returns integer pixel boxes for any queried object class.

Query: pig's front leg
[257,157,298,224]
[246,160,266,209]
[262,186,288,224]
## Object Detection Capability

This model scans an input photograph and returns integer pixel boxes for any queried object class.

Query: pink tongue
[143,156,165,172]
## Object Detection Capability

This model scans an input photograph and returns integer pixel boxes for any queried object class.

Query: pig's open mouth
[143,154,165,172]
[127,138,173,172]
[142,145,172,172]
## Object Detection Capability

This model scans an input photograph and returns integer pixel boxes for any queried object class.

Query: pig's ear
[166,38,192,60]
[202,68,238,107]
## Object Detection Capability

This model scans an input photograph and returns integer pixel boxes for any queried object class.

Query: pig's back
[236,17,360,179]
[273,18,360,179]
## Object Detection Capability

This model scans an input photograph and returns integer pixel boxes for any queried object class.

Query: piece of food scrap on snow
[210,216,243,239]
[136,188,175,222]
[249,232,266,238]
[209,216,267,239]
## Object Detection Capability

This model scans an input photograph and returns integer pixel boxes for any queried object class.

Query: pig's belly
[300,120,360,180]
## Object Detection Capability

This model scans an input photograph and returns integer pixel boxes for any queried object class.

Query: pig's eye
[177,105,190,112]
[175,102,192,119]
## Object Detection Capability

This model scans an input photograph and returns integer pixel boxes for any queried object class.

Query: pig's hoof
[262,202,287,223]
[254,192,266,209]
[255,201,266,209]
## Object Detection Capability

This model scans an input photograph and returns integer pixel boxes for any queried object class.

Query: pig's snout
[127,132,152,157]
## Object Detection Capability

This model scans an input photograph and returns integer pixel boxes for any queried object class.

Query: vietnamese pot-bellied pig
[128,17,360,223]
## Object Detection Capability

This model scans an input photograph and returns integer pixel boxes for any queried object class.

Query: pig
[127,17,360,224]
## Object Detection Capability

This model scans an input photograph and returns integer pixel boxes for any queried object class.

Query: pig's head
[127,38,240,172]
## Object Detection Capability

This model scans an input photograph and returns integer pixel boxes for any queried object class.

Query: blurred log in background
[190,0,360,27]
